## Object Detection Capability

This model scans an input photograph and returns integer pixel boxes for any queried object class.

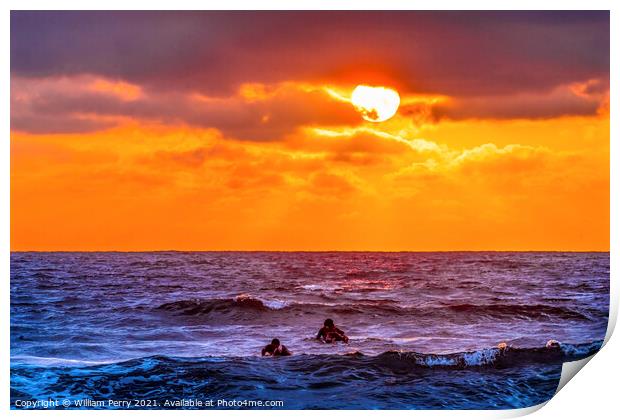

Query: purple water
[11,252,609,409]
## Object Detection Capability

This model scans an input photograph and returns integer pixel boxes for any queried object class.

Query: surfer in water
[317,318,349,343]
[261,338,292,356]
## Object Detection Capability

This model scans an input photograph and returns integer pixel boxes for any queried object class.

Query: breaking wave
[11,340,602,409]
[156,295,602,321]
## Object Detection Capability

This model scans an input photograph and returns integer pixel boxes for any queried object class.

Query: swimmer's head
[324,319,334,328]
[271,338,280,347]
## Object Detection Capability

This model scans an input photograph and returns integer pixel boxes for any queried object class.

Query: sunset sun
[351,85,400,122]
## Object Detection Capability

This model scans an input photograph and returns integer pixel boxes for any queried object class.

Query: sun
[351,85,400,122]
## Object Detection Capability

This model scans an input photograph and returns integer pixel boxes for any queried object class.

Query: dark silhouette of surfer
[316,318,349,343]
[261,338,292,356]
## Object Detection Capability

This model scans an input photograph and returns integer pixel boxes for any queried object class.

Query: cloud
[309,172,358,195]
[451,144,551,184]
[387,141,606,202]
[11,114,115,134]
[11,76,360,139]
[10,11,610,135]
[10,75,609,139]
[428,81,608,121]
[11,117,609,251]
[11,11,609,98]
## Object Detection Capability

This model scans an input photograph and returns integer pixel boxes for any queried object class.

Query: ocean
[10,251,609,409]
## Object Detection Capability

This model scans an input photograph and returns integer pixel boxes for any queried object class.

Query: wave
[10,341,601,409]
[373,340,602,369]
[10,355,122,367]
[444,303,600,321]
[156,295,602,321]
[157,294,289,315]
[12,340,602,370]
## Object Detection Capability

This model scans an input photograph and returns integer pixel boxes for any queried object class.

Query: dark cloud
[11,11,609,97]
[10,77,360,139]
[11,114,115,134]
[427,85,605,120]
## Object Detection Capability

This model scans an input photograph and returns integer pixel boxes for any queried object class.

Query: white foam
[299,284,332,291]
[420,355,459,367]
[462,348,500,366]
[262,299,290,310]
[234,293,291,310]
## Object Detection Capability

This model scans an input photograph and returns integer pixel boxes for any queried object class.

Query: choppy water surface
[11,252,609,409]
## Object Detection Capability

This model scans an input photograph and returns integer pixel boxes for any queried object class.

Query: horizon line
[9,249,611,253]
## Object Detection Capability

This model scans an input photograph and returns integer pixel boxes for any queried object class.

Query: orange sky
[10,12,609,251]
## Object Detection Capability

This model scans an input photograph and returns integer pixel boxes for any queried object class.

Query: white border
[3,1,617,419]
